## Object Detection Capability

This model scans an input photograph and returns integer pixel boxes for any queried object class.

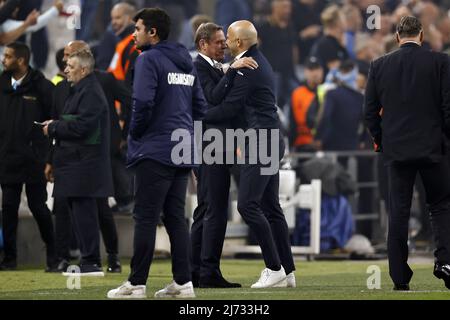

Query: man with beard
[0,42,57,271]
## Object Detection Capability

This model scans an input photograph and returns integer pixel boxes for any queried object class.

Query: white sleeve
[1,6,58,34]
[1,19,23,33]
[26,6,59,33]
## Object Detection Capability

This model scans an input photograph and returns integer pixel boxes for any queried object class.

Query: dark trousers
[236,135,294,273]
[201,162,233,278]
[238,166,295,274]
[54,197,119,260]
[1,183,56,265]
[128,159,191,286]
[191,161,233,279]
[66,197,101,265]
[53,198,119,260]
[190,165,208,278]
[387,159,450,285]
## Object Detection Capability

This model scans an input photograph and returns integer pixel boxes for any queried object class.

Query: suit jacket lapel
[196,54,224,79]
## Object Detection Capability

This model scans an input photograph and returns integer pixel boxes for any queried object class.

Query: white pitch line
[360,290,450,293]
[201,291,274,294]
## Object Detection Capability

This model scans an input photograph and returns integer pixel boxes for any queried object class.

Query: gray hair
[396,16,422,38]
[69,49,95,73]
[194,22,223,50]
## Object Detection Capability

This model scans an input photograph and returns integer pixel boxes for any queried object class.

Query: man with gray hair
[46,40,131,273]
[42,49,113,276]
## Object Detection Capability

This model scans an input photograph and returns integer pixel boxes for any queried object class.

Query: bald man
[204,21,296,288]
[97,2,137,73]
[47,40,132,273]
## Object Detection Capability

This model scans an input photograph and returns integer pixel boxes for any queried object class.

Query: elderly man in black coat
[0,41,57,271]
[43,49,113,276]
[47,40,129,273]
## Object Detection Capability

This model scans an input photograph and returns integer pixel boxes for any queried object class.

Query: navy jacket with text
[127,41,207,168]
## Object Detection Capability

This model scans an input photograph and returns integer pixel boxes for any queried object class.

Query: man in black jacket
[190,22,257,288]
[365,16,450,290]
[204,20,295,289]
[43,49,113,276]
[0,42,57,271]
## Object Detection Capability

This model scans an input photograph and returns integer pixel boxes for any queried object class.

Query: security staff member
[190,22,257,288]
[204,21,296,289]
[43,49,113,276]
[365,16,450,290]
[107,8,207,299]
[0,41,57,271]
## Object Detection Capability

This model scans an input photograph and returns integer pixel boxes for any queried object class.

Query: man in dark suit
[365,16,450,290]
[190,22,257,288]
[204,20,295,288]
[43,49,113,276]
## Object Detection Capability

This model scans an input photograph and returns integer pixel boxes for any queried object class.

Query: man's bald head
[226,20,258,57]
[111,2,136,34]
[64,41,91,62]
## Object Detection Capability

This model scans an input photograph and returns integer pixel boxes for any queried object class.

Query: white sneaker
[251,266,286,288]
[273,272,296,288]
[154,281,196,298]
[107,281,147,299]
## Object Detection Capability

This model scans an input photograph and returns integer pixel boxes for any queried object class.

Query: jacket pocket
[53,146,81,167]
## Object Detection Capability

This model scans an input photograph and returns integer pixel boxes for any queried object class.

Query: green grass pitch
[0,259,449,300]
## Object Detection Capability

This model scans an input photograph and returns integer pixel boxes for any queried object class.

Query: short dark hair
[6,42,31,65]
[339,59,355,74]
[194,22,223,50]
[55,48,65,72]
[396,16,422,38]
[133,7,171,41]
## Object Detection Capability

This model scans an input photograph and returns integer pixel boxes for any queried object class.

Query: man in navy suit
[190,22,257,288]
[204,20,295,288]
[365,16,450,290]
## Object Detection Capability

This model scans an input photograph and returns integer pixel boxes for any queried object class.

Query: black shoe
[107,255,122,273]
[393,284,410,291]
[0,259,17,271]
[433,263,450,289]
[199,276,242,288]
[46,259,70,273]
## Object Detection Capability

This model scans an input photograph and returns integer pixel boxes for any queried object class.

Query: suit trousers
[1,182,56,265]
[387,159,450,285]
[128,159,191,286]
[237,136,295,274]
[190,164,208,278]
[66,197,101,266]
[201,161,233,278]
